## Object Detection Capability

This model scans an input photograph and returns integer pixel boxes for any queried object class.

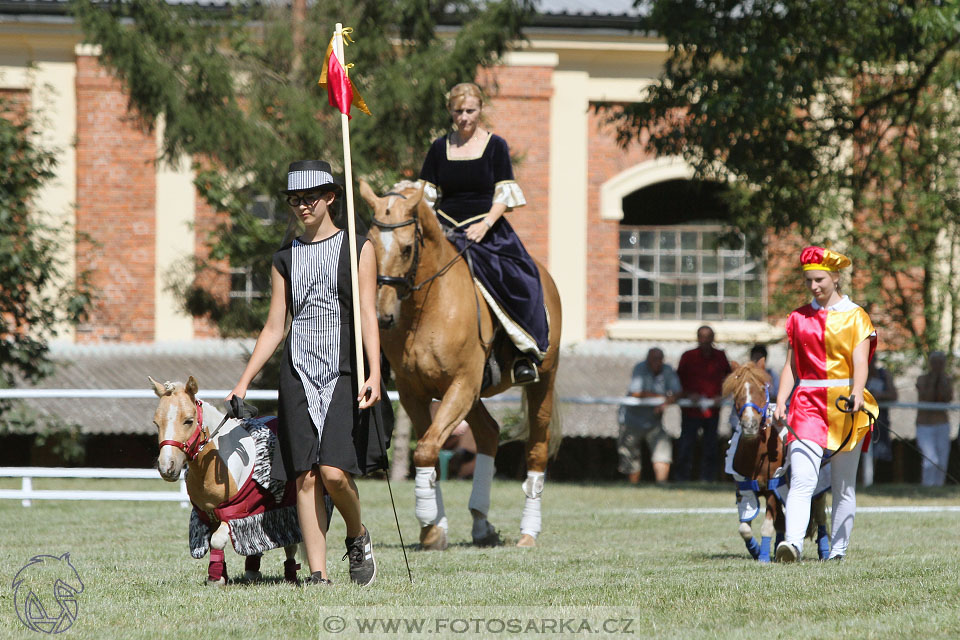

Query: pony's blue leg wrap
[758,536,772,563]
[744,536,760,560]
[817,525,830,560]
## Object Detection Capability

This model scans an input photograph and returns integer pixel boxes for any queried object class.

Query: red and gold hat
[800,246,851,272]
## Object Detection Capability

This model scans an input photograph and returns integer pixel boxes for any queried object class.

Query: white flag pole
[333,22,366,397]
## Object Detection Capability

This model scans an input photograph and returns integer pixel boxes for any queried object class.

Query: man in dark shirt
[676,325,732,482]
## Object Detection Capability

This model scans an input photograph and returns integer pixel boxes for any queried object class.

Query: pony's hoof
[205,577,226,587]
[243,570,263,583]
[516,534,537,548]
[419,525,448,551]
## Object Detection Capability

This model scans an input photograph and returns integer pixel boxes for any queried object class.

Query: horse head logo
[12,552,84,634]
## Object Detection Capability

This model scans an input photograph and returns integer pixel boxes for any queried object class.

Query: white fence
[4,387,958,409]
[0,466,189,507]
[1,388,958,506]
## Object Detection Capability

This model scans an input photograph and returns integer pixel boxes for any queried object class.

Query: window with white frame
[229,196,277,302]
[618,225,765,321]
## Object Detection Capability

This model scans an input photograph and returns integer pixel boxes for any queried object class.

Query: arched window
[617,180,765,321]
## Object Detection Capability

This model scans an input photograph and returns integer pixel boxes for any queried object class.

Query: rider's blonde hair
[446,82,485,111]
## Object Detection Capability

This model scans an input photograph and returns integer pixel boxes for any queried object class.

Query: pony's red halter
[159,400,209,462]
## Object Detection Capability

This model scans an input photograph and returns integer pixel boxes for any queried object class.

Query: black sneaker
[343,525,376,586]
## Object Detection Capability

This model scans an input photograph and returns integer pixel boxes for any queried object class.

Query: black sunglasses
[286,191,325,207]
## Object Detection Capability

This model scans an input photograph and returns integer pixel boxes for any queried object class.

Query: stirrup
[511,358,539,386]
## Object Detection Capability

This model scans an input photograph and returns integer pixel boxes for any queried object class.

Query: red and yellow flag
[318,30,371,118]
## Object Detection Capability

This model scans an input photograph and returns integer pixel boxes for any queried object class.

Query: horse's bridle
[370,192,475,300]
[159,400,209,462]
[370,192,424,301]
[159,400,232,462]
[736,384,771,427]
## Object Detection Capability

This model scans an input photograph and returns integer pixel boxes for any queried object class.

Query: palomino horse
[149,376,301,584]
[723,361,829,561]
[359,179,562,549]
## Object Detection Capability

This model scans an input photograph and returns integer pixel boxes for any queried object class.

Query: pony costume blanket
[188,417,301,558]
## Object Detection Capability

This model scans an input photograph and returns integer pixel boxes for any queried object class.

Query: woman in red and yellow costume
[772,246,877,562]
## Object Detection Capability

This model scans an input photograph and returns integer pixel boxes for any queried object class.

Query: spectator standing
[618,348,681,484]
[676,326,732,482]
[915,351,953,487]
[862,356,897,486]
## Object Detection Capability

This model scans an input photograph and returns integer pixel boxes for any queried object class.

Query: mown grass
[0,478,958,639]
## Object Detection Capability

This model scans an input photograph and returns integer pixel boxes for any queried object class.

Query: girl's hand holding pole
[357,376,381,409]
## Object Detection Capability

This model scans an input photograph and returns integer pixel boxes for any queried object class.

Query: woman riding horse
[418,82,549,385]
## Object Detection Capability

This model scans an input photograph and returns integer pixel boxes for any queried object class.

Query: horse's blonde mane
[722,362,772,398]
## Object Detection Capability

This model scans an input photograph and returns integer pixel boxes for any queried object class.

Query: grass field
[1,477,959,639]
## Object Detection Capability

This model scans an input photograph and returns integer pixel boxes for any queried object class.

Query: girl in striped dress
[772,246,877,562]
[228,160,382,586]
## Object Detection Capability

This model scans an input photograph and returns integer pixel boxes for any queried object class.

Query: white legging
[784,438,863,558]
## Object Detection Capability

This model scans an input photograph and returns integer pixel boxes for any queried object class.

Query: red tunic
[785,296,878,451]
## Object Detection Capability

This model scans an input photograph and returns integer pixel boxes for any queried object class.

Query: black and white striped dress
[272,230,389,479]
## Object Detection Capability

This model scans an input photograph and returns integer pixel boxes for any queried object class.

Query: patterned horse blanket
[188,417,302,558]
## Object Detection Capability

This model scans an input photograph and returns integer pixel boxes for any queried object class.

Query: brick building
[0,0,785,351]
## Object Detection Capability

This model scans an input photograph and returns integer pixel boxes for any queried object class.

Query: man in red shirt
[676,325,732,481]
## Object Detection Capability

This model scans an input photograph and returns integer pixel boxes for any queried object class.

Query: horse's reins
[371,193,474,300]
[370,198,491,347]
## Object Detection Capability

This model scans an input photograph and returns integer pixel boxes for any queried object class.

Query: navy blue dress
[419,133,549,360]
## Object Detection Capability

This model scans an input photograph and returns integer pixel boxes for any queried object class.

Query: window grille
[618,225,765,321]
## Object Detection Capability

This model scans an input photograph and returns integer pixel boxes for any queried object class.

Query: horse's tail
[516,385,564,460]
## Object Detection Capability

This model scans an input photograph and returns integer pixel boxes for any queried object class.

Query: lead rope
[858,405,960,485]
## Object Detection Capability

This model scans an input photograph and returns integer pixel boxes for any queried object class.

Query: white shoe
[775,542,800,563]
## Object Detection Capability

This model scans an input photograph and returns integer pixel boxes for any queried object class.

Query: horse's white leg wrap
[520,471,545,538]
[469,454,495,538]
[414,466,447,530]
[738,522,753,540]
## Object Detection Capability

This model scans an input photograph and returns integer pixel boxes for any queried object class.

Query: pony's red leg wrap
[208,548,227,582]
[283,557,301,583]
[244,554,261,573]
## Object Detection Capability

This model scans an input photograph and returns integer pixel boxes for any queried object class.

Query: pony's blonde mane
[390,179,421,193]
[722,362,772,398]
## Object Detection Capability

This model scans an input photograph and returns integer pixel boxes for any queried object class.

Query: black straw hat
[282,160,343,196]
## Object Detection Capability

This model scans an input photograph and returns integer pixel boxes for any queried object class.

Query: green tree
[71,0,532,336]
[0,99,91,389]
[0,97,92,454]
[608,0,960,355]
